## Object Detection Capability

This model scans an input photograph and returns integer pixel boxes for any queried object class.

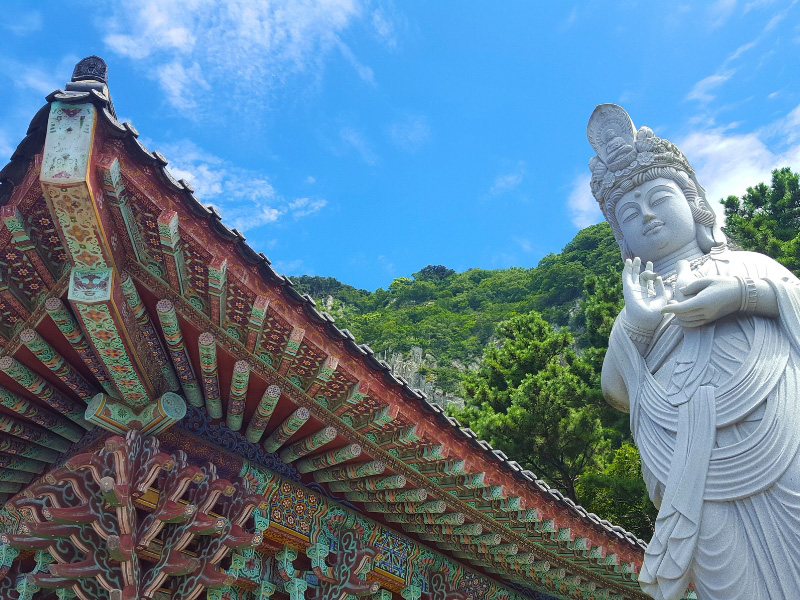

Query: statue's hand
[622,257,668,333]
[661,261,740,328]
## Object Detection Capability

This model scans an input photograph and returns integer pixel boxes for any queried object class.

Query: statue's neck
[654,241,705,277]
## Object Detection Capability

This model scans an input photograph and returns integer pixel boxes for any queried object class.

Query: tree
[723,167,800,275]
[451,311,610,501]
[576,443,656,540]
[413,265,456,282]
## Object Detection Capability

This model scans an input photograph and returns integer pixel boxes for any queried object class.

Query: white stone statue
[588,104,800,600]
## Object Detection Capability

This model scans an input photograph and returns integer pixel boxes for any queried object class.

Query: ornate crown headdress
[586,104,726,252]
[587,104,703,213]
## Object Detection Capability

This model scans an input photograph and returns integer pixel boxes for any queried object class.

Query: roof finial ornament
[72,56,108,83]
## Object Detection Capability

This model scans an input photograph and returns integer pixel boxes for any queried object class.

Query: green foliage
[723,167,800,275]
[294,223,621,377]
[451,312,610,501]
[576,444,656,540]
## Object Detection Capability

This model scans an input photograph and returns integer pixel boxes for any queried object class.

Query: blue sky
[2,1,800,290]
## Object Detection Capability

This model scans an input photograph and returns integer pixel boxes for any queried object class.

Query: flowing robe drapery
[606,248,800,600]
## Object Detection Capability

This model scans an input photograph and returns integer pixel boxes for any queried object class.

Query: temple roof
[0,57,648,600]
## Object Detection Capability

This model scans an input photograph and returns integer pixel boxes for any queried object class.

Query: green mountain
[292,222,621,395]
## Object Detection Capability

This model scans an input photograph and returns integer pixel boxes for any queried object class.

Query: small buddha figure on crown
[588,104,800,600]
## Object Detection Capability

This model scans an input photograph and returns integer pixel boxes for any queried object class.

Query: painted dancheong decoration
[0,57,647,600]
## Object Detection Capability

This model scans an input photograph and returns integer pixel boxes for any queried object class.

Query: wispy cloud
[686,72,733,103]
[289,197,327,218]
[100,0,368,113]
[490,162,525,195]
[152,138,327,232]
[371,6,401,48]
[389,114,430,152]
[0,58,64,96]
[708,0,737,29]
[3,10,42,36]
[155,61,210,113]
[339,126,378,165]
[566,173,603,228]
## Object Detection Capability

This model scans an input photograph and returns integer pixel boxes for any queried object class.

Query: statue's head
[587,104,726,261]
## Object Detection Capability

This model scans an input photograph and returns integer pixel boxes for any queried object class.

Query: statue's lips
[643,220,665,235]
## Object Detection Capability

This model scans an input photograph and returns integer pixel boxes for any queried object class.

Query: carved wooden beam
[328,474,406,493]
[119,272,180,391]
[295,443,361,474]
[44,297,116,397]
[313,460,386,484]
[279,426,337,464]
[226,360,251,431]
[157,209,187,295]
[207,257,227,328]
[277,326,304,377]
[245,295,268,352]
[244,384,281,443]
[0,452,46,474]
[344,488,428,503]
[198,332,223,419]
[304,356,338,398]
[262,406,309,453]
[0,383,83,442]
[0,413,71,453]
[350,404,399,433]
[0,356,90,428]
[19,327,98,400]
[156,299,204,407]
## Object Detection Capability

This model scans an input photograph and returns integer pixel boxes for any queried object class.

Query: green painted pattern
[295,443,361,474]
[0,384,82,442]
[73,302,150,407]
[279,426,337,463]
[0,453,45,473]
[0,414,71,452]
[0,432,59,462]
[329,474,406,493]
[0,356,90,428]
[44,297,117,397]
[198,332,223,419]
[19,328,98,400]
[226,360,250,431]
[313,460,387,484]
[155,299,204,407]
[244,384,281,443]
[262,406,309,453]
[119,272,180,391]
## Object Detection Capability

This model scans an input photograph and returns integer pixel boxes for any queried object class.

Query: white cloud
[372,8,398,48]
[490,163,525,195]
[678,104,800,216]
[389,114,430,152]
[4,11,42,36]
[100,0,367,112]
[155,61,210,112]
[339,126,378,165]
[567,173,603,228]
[289,197,327,218]
[708,0,737,28]
[152,138,326,232]
[686,72,733,103]
[305,176,316,184]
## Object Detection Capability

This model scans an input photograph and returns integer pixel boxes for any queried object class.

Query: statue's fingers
[661,298,699,314]
[654,276,666,298]
[646,261,654,273]
[680,278,713,296]
[632,257,641,279]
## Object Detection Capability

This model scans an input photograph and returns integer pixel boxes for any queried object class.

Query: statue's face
[615,177,696,264]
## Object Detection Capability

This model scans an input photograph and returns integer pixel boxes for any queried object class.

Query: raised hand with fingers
[621,257,668,334]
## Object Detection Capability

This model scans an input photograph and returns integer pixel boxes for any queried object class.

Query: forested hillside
[291,165,800,540]
[293,223,620,393]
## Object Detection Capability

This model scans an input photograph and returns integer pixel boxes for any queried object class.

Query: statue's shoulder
[725,248,799,282]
